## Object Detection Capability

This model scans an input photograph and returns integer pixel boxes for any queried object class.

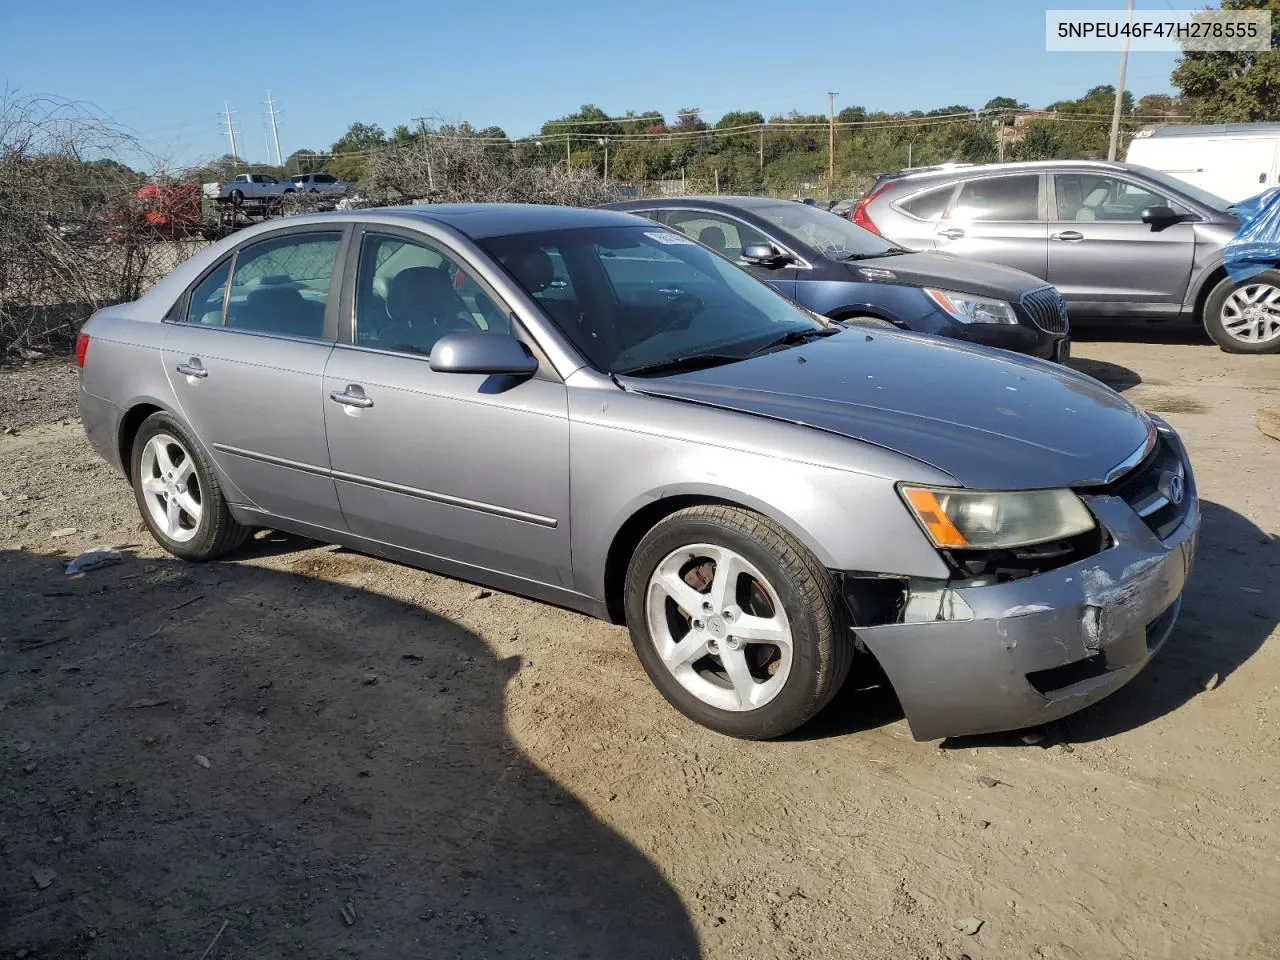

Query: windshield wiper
[744,327,839,357]
[614,353,744,377]
[835,247,909,261]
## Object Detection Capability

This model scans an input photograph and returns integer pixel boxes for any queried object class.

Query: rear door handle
[937,227,965,240]
[1051,231,1084,242]
[329,385,374,409]
[175,359,208,379]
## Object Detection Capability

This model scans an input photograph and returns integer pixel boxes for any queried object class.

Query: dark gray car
[75,204,1199,742]
[858,160,1279,354]
[604,196,1069,361]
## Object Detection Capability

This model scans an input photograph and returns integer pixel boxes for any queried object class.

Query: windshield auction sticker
[645,231,696,245]
[1047,9,1271,52]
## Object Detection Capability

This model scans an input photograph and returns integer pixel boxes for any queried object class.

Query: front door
[161,227,346,530]
[934,173,1049,279]
[1047,172,1195,306]
[322,228,572,589]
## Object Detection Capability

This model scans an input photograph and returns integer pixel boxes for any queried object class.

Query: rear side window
[951,175,1040,222]
[185,259,232,325]
[222,232,342,339]
[898,186,952,221]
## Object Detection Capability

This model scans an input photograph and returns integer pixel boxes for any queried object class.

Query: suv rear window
[952,175,1040,222]
[898,187,952,221]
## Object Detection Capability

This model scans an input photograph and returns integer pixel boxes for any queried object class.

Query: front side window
[951,175,1040,222]
[657,210,770,260]
[480,225,821,374]
[222,231,342,338]
[749,201,897,259]
[354,233,509,356]
[1054,173,1186,222]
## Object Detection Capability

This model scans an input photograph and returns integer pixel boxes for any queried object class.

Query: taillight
[852,180,896,236]
[75,332,90,368]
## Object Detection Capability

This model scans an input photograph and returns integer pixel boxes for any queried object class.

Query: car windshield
[479,225,822,375]
[1130,165,1234,213]
[749,201,898,260]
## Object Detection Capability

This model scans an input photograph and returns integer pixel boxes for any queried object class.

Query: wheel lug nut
[693,619,703,630]
[723,610,734,621]
[702,601,713,612]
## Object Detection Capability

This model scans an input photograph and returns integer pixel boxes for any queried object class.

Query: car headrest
[386,266,460,324]
[506,249,556,294]
[698,226,727,253]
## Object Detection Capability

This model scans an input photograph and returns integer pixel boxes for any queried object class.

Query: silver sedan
[76,204,1200,740]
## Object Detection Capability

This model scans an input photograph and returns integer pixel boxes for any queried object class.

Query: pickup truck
[288,172,352,195]
[201,174,295,203]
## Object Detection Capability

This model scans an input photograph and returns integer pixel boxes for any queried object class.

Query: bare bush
[0,91,173,356]
[359,136,614,208]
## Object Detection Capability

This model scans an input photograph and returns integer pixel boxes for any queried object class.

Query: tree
[1135,94,1180,119]
[330,122,387,154]
[984,96,1027,111]
[1010,122,1062,161]
[1172,0,1280,121]
[284,149,323,176]
[716,111,764,129]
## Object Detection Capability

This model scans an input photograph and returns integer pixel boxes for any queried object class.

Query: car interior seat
[380,265,478,354]
[1076,186,1111,221]
[232,278,324,338]
[697,225,727,255]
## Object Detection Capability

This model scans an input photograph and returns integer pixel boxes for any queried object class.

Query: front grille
[1089,434,1191,540]
[1020,287,1069,334]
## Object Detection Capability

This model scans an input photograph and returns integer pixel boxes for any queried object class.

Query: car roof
[876,159,1141,190]
[603,196,796,214]
[1137,122,1280,138]
[281,203,647,239]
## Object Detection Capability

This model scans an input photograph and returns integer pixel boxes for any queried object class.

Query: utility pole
[598,137,609,180]
[265,90,283,166]
[827,91,838,194]
[1107,0,1135,162]
[222,102,239,165]
[759,125,764,171]
[566,134,571,168]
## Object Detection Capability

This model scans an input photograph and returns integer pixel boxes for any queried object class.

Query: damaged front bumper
[853,439,1200,742]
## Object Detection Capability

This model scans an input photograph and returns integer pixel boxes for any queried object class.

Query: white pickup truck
[201,173,295,203]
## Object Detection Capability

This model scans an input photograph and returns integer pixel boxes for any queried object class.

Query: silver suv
[856,161,1278,354]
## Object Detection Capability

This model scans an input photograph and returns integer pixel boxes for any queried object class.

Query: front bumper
[853,436,1199,741]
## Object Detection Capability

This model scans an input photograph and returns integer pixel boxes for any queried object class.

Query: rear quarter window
[897,186,952,221]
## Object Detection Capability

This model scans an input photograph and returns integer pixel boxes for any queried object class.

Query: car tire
[229,189,244,203]
[1202,271,1280,354]
[130,412,249,561]
[623,505,853,740]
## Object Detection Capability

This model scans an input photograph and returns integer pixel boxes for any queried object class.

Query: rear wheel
[1202,272,1280,354]
[131,412,248,561]
[229,189,244,204]
[624,505,853,739]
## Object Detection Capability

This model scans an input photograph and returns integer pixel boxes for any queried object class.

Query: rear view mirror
[741,243,793,268]
[1141,205,1184,229]
[429,331,538,377]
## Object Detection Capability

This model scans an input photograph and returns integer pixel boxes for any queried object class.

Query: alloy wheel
[645,543,794,712]
[1221,283,1280,345]
[139,433,202,543]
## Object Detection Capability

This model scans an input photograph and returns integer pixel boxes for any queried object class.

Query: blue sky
[0,0,1180,168]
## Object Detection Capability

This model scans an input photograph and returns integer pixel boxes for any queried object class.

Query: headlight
[901,486,1096,550]
[922,288,1018,325]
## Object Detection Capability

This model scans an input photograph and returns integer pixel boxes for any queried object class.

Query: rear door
[934,173,1048,279]
[161,226,347,529]
[1046,172,1195,306]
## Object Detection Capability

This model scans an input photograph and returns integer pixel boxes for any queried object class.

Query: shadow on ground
[1070,322,1213,347]
[0,546,699,959]
[1068,355,1142,392]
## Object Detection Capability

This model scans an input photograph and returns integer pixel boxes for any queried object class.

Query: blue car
[603,196,1069,361]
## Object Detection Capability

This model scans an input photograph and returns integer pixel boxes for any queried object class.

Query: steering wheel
[648,292,705,338]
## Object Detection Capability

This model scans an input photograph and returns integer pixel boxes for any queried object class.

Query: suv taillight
[852,180,896,236]
[75,332,90,368]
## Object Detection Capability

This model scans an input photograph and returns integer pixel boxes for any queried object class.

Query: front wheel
[624,505,853,739]
[130,412,249,561]
[1202,271,1280,354]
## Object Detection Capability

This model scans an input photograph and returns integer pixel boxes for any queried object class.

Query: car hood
[616,329,1150,489]
[851,251,1046,299]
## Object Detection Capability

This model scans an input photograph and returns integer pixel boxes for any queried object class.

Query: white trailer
[1127,123,1280,203]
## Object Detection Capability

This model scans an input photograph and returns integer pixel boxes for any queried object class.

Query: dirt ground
[1,335,1277,960]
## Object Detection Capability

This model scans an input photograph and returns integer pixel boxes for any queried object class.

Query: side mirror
[741,243,794,268]
[1141,205,1183,229]
[429,331,538,377]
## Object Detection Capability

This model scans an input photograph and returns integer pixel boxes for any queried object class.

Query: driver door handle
[937,227,965,240]
[329,385,374,409]
[1051,230,1085,242]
